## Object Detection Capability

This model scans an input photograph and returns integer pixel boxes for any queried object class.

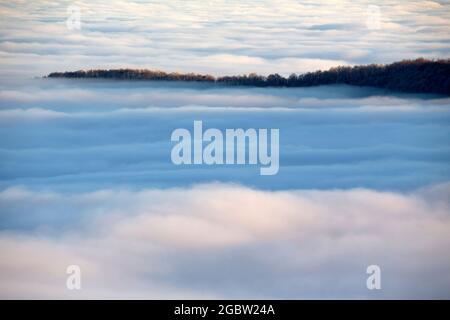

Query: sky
[0,0,449,299]
[0,0,450,77]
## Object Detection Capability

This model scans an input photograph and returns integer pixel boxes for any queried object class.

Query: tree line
[47,58,450,94]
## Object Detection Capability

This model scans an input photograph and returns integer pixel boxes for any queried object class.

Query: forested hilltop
[47,58,450,94]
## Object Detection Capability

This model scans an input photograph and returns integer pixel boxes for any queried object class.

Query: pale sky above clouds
[0,0,449,77]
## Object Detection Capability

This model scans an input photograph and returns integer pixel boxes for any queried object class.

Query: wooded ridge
[47,58,450,95]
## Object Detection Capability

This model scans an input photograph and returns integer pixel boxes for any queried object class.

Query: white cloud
[1,183,449,298]
[1,0,449,77]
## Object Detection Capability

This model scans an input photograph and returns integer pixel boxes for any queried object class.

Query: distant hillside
[47,58,450,95]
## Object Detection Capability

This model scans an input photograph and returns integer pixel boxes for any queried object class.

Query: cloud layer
[0,0,449,77]
[1,79,449,191]
[1,183,450,299]
[1,0,450,300]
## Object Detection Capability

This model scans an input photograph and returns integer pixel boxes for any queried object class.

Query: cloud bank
[0,0,449,77]
[1,80,449,191]
[0,183,449,299]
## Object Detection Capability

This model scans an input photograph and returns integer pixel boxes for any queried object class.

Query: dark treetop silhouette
[47,58,450,95]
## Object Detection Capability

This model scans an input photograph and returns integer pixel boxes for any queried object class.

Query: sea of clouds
[1,80,449,192]
[0,79,449,298]
[0,0,450,298]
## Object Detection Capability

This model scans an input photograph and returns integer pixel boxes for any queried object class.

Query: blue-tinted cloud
[0,80,449,192]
